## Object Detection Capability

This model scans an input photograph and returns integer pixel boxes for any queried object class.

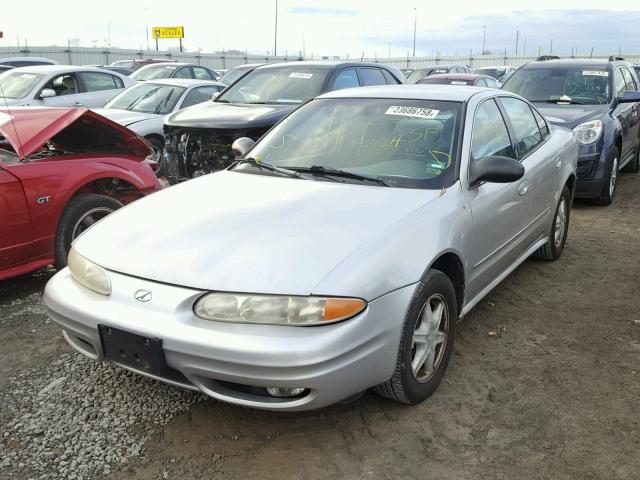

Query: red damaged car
[0,107,161,281]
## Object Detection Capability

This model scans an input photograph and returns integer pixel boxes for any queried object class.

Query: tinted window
[359,68,386,86]
[130,65,178,81]
[181,86,218,108]
[173,67,193,79]
[193,67,213,80]
[621,67,636,91]
[332,68,359,90]
[531,106,550,139]
[244,98,463,190]
[503,67,611,105]
[79,72,121,91]
[472,99,515,160]
[500,97,544,158]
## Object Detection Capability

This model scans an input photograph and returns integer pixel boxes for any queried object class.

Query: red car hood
[0,107,150,159]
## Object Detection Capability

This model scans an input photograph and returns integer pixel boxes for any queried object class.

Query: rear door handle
[518,180,529,196]
[74,102,84,107]
[555,156,562,168]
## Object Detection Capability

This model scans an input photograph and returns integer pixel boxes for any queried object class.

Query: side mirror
[39,88,57,99]
[469,155,524,187]
[616,90,640,103]
[231,137,255,158]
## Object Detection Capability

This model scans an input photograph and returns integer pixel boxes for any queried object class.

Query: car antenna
[0,80,25,158]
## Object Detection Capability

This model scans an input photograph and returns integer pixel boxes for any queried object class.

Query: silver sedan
[44,85,578,411]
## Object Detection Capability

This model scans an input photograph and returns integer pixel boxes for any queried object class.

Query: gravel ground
[1,172,639,480]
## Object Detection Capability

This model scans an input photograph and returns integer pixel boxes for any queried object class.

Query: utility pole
[515,30,519,55]
[412,8,417,57]
[481,25,486,55]
[274,0,278,57]
[550,38,553,54]
[523,35,527,56]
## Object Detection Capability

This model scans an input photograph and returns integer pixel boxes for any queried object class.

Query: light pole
[274,0,278,57]
[412,8,417,57]
[481,25,486,55]
[144,7,149,51]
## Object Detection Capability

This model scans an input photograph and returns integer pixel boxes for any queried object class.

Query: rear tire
[534,185,571,261]
[595,148,619,206]
[54,194,122,269]
[374,269,456,405]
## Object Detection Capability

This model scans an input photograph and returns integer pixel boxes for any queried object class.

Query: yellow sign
[152,26,184,39]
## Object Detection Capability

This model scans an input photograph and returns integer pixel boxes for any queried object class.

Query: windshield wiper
[234,157,302,178]
[284,165,389,186]
[543,96,585,105]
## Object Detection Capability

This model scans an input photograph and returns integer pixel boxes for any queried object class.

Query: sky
[2,0,640,57]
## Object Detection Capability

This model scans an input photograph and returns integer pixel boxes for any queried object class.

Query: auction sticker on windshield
[289,72,313,79]
[583,70,609,76]
[385,106,440,119]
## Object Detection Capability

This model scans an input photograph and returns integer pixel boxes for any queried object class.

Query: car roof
[140,78,226,88]
[475,65,514,69]
[521,58,620,69]
[136,62,202,68]
[0,56,57,64]
[255,60,397,70]
[423,73,486,81]
[6,65,124,75]
[319,84,504,101]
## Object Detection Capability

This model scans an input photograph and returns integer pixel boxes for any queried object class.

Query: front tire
[622,145,640,173]
[534,185,571,261]
[595,148,619,206]
[54,194,122,269]
[146,136,165,178]
[374,269,457,405]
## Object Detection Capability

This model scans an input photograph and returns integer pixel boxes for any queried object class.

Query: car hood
[164,100,297,129]
[92,108,160,127]
[0,107,150,159]
[533,103,610,129]
[74,170,442,296]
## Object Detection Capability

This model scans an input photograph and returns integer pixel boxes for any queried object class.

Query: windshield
[407,68,448,83]
[104,83,186,114]
[236,98,462,189]
[475,68,507,79]
[218,68,250,85]
[503,67,611,105]
[217,67,329,105]
[130,65,178,81]
[0,71,44,99]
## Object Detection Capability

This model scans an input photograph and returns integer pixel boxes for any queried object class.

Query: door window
[358,68,387,86]
[615,68,627,96]
[531,106,551,139]
[78,72,122,92]
[193,67,213,80]
[621,67,637,91]
[485,78,498,88]
[181,86,218,108]
[332,68,359,90]
[471,99,516,160]
[500,97,544,158]
[381,69,400,84]
[44,74,79,96]
[476,78,487,87]
[173,67,194,79]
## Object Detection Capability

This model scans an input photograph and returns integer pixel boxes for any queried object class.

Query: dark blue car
[503,57,640,205]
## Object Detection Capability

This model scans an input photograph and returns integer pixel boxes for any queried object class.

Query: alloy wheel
[71,207,114,240]
[554,197,567,247]
[411,294,449,383]
[609,156,618,197]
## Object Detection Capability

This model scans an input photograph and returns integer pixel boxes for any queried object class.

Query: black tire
[146,136,165,178]
[595,147,619,206]
[54,194,122,269]
[622,145,640,173]
[534,185,571,261]
[374,269,457,405]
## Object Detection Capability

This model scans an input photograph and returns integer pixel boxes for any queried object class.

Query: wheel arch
[424,251,465,315]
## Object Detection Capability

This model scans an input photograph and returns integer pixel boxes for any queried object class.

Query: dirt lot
[1,172,639,480]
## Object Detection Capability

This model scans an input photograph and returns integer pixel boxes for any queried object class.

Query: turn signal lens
[194,293,366,326]
[67,248,111,296]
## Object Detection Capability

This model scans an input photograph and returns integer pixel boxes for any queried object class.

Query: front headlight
[194,293,366,326]
[573,119,603,144]
[67,248,111,296]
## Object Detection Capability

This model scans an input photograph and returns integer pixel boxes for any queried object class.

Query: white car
[0,65,135,108]
[92,79,226,170]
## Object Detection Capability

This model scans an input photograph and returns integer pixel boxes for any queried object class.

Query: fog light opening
[266,387,306,398]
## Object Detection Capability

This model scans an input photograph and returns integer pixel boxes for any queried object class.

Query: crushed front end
[163,126,269,184]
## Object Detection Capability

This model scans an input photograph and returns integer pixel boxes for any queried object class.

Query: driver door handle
[518,180,529,196]
[74,102,84,107]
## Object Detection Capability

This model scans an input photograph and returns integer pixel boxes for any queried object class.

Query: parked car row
[2,54,638,413]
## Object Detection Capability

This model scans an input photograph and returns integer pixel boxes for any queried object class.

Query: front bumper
[43,268,415,411]
[575,151,604,199]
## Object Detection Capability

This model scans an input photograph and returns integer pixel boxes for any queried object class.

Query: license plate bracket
[98,325,168,376]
